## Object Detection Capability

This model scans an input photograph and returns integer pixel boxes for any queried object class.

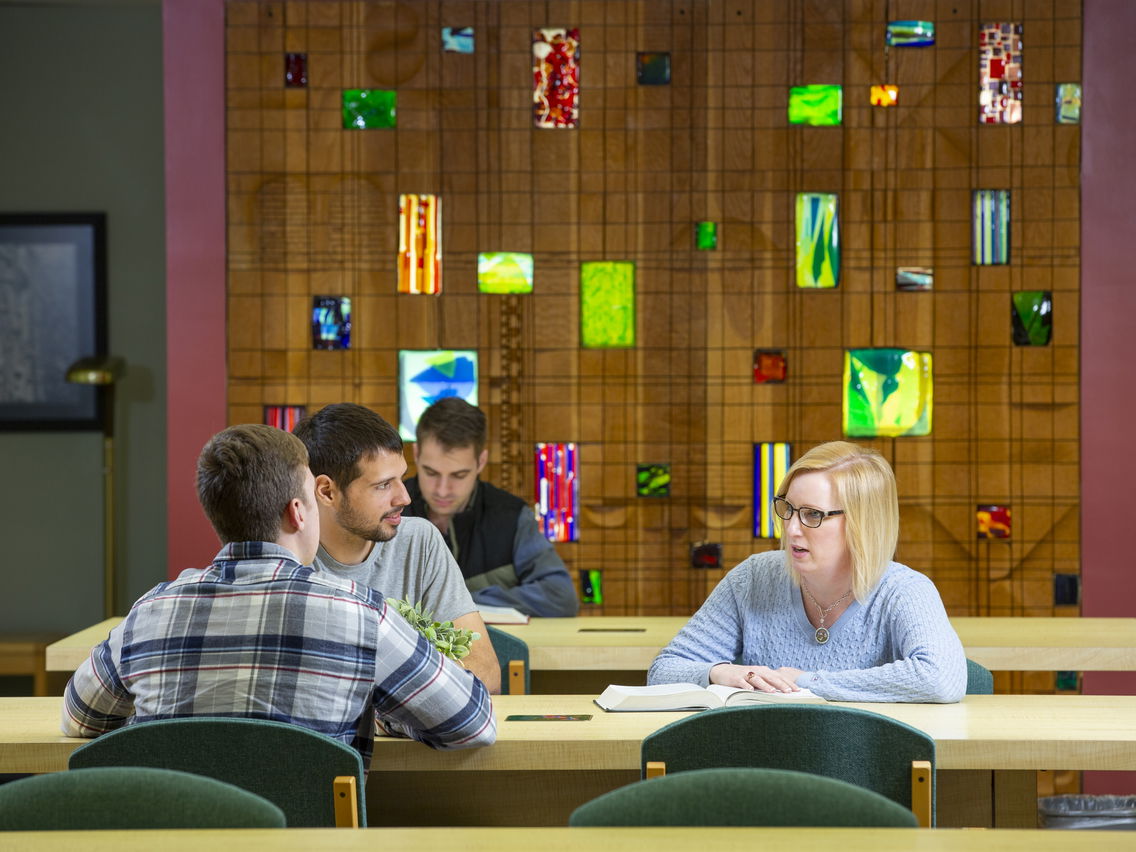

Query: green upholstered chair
[641,704,935,827]
[966,658,994,695]
[487,625,530,695]
[68,717,365,827]
[0,766,285,830]
[569,766,919,827]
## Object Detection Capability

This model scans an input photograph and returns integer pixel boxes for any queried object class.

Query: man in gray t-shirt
[294,403,501,693]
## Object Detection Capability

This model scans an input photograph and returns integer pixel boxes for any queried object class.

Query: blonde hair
[776,441,898,601]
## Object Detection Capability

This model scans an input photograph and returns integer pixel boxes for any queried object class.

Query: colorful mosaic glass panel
[753,442,791,539]
[795,193,839,289]
[753,350,787,384]
[690,541,722,570]
[580,261,635,348]
[897,267,933,291]
[536,442,578,542]
[477,252,533,294]
[264,405,306,432]
[977,504,1011,539]
[533,28,579,129]
[695,221,717,250]
[973,190,1010,265]
[580,568,602,603]
[442,27,474,54]
[788,85,842,126]
[870,85,898,107]
[1011,291,1053,346]
[979,22,1023,125]
[398,194,442,295]
[342,88,396,129]
[886,20,935,47]
[843,349,933,438]
[284,53,307,88]
[636,463,671,498]
[636,51,670,85]
[398,350,477,440]
[1056,83,1082,124]
[311,296,351,350]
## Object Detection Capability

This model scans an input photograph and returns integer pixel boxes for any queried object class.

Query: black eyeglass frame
[772,496,845,529]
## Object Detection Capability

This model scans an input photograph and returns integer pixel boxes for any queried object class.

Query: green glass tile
[478,252,533,294]
[1056,671,1078,691]
[636,463,671,497]
[1056,83,1081,124]
[342,88,396,129]
[843,348,933,438]
[795,193,839,289]
[580,261,635,348]
[695,221,717,250]
[788,84,842,126]
[580,569,603,604]
[1011,291,1053,346]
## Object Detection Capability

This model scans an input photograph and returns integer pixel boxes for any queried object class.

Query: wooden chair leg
[911,760,933,828]
[645,761,666,779]
[333,775,359,827]
[508,660,526,695]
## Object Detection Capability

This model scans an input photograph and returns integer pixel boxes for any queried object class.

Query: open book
[595,682,820,712]
[478,605,530,625]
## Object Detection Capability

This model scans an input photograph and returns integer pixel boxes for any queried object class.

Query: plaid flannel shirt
[62,541,496,765]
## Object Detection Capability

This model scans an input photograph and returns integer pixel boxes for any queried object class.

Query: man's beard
[335,499,399,543]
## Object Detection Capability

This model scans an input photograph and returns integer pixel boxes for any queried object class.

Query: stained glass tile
[973,190,1010,265]
[897,267,933,291]
[788,85,843,126]
[636,51,670,85]
[284,52,307,88]
[398,350,477,440]
[442,27,474,54]
[870,84,898,107]
[843,349,933,438]
[753,442,791,538]
[795,193,839,289]
[753,350,787,384]
[1054,573,1081,606]
[535,442,578,542]
[979,22,1023,125]
[886,20,935,47]
[1056,671,1078,691]
[580,568,602,604]
[478,252,533,294]
[695,221,717,250]
[533,28,580,129]
[977,504,1011,539]
[264,405,306,432]
[1012,291,1053,346]
[1056,83,1082,124]
[398,194,442,294]
[580,261,635,348]
[690,541,722,570]
[636,463,671,498]
[342,88,396,129]
[311,296,351,350]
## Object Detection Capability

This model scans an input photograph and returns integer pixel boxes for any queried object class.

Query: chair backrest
[0,766,285,830]
[641,704,935,822]
[569,766,918,827]
[966,658,994,695]
[68,717,365,827]
[487,626,530,695]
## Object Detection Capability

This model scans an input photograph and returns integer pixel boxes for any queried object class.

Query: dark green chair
[966,658,994,695]
[569,766,918,827]
[641,704,935,826]
[487,625,530,695]
[0,766,285,830]
[68,717,365,827]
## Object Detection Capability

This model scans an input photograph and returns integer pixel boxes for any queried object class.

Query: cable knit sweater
[648,550,966,703]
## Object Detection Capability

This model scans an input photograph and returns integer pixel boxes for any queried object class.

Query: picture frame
[0,212,108,430]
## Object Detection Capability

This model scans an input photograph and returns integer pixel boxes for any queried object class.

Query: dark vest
[404,477,522,583]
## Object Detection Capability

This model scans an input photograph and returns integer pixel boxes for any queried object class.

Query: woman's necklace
[801,582,853,645]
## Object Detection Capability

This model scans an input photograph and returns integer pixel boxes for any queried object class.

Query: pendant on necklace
[814,627,830,645]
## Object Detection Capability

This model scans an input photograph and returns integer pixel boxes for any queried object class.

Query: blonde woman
[649,442,966,703]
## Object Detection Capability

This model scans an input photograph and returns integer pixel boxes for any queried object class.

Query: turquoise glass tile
[442,27,474,53]
[886,20,935,46]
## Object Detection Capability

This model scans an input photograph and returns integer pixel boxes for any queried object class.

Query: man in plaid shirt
[62,424,496,765]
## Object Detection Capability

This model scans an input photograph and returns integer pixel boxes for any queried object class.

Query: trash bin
[1039,795,1136,830]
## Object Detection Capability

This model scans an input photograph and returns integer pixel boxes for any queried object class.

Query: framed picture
[0,213,108,430]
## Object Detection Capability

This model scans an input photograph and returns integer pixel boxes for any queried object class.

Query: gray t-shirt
[313,516,477,623]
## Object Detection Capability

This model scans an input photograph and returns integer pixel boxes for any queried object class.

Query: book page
[706,683,817,705]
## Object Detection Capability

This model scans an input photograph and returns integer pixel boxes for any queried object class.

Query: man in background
[405,397,579,617]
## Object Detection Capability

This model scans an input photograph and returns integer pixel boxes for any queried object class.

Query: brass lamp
[66,355,125,618]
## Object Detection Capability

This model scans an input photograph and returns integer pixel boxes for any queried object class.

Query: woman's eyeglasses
[772,496,844,528]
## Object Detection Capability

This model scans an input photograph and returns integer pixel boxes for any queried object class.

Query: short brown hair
[197,424,309,544]
[415,397,486,455]
[293,403,403,491]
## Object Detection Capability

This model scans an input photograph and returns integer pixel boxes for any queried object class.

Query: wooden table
[2,827,1132,852]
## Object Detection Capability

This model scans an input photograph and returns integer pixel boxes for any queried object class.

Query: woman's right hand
[710,663,800,693]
